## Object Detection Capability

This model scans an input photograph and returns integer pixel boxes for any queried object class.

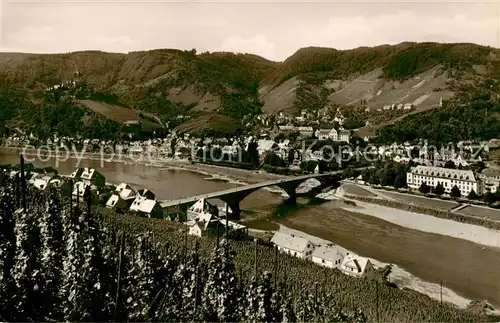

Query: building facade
[339,254,375,280]
[311,245,343,269]
[271,232,314,260]
[407,165,482,196]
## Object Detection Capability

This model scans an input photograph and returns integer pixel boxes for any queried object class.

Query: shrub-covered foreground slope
[0,173,493,322]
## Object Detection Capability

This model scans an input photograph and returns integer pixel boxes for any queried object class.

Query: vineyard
[0,170,493,322]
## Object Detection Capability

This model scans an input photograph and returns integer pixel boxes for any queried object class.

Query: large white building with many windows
[406,165,482,197]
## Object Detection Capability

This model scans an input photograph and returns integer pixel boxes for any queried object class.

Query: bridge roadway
[159,170,347,220]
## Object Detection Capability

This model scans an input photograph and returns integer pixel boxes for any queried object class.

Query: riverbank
[0,146,287,186]
[277,225,474,310]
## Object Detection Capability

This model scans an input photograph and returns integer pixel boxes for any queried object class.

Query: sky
[1,0,499,61]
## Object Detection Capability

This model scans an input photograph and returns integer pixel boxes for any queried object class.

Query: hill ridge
[0,41,499,137]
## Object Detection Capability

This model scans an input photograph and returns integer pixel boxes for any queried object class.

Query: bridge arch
[160,172,344,220]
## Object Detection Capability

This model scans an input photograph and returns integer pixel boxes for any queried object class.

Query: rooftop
[271,232,311,253]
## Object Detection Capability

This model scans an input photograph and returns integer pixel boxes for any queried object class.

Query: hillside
[1,42,499,137]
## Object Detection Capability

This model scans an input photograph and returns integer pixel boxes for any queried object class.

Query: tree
[380,170,394,187]
[369,172,380,185]
[484,191,497,205]
[467,189,479,200]
[245,141,259,166]
[419,182,430,195]
[264,152,285,167]
[274,133,285,142]
[450,185,461,199]
[287,149,296,165]
[393,173,407,189]
[444,160,456,169]
[433,183,445,196]
[300,161,318,173]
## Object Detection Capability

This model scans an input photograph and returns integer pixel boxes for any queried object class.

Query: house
[312,245,343,269]
[277,125,296,133]
[257,139,278,158]
[297,126,314,137]
[9,170,30,180]
[339,130,350,143]
[403,103,413,110]
[217,219,248,237]
[328,128,338,141]
[80,168,105,187]
[106,194,132,212]
[406,165,482,196]
[339,254,375,279]
[187,211,220,237]
[137,188,155,200]
[129,196,164,218]
[69,168,84,181]
[479,168,500,193]
[33,178,49,190]
[115,182,136,199]
[315,129,331,141]
[47,178,63,188]
[72,181,95,199]
[187,198,219,220]
[270,231,314,260]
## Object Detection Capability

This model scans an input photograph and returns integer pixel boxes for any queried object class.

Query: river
[0,153,278,209]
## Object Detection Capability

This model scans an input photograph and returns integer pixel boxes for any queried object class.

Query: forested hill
[1,42,500,138]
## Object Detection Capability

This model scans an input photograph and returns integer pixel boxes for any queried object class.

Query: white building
[314,128,349,143]
[106,194,129,211]
[271,232,314,260]
[257,139,277,156]
[187,198,219,221]
[130,195,164,218]
[106,183,137,211]
[115,182,136,199]
[68,168,84,181]
[315,129,331,140]
[339,130,350,143]
[297,126,314,137]
[80,168,105,187]
[187,211,219,237]
[479,168,500,193]
[311,245,343,268]
[339,254,375,280]
[72,181,94,199]
[406,165,482,196]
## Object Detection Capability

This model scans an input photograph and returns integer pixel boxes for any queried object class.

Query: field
[174,113,240,135]
[278,201,500,309]
[457,205,500,221]
[378,190,459,211]
[77,99,162,129]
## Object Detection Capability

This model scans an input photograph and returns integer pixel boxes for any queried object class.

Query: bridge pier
[219,189,257,220]
[277,182,299,205]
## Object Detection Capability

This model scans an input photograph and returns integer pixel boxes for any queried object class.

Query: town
[2,125,500,203]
